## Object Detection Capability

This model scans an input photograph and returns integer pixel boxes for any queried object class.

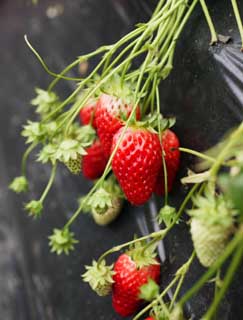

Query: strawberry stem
[231,0,243,50]
[21,142,37,177]
[24,35,82,82]
[203,241,243,320]
[39,163,57,203]
[200,0,218,44]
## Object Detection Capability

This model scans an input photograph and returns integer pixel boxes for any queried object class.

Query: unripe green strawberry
[190,218,232,267]
[66,153,83,175]
[92,198,123,226]
[188,189,234,268]
[82,260,115,296]
[55,139,86,175]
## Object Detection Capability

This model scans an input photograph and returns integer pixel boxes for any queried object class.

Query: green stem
[231,0,243,50]
[97,228,167,266]
[212,268,221,320]
[169,251,196,310]
[133,276,180,320]
[48,59,80,92]
[203,243,243,320]
[157,0,199,71]
[179,147,217,163]
[178,227,243,307]
[210,122,243,180]
[39,163,57,203]
[156,86,168,205]
[200,0,218,44]
[21,143,37,176]
[24,35,82,82]
[174,183,199,223]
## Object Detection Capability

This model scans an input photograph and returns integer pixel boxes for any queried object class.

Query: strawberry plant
[9,0,243,319]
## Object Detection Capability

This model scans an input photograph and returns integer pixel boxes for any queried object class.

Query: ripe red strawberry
[82,139,108,180]
[154,129,180,195]
[95,93,140,157]
[112,253,160,317]
[145,317,155,320]
[111,126,161,205]
[79,99,97,128]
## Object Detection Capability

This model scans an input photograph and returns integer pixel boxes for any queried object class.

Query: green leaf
[219,171,243,213]
[181,170,210,184]
[139,279,160,301]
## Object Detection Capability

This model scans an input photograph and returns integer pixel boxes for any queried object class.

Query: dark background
[0,0,243,319]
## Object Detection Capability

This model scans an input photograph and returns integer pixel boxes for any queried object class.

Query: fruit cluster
[83,242,161,317]
[9,0,243,319]
[78,81,180,208]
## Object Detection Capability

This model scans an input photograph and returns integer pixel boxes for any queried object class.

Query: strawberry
[82,139,108,180]
[154,129,180,196]
[79,99,97,128]
[145,318,155,320]
[82,260,115,296]
[92,198,123,226]
[95,93,140,157]
[112,246,160,317]
[188,189,234,267]
[111,126,161,205]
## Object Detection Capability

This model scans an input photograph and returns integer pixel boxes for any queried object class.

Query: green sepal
[24,200,43,218]
[127,240,158,269]
[55,139,87,163]
[139,279,160,302]
[31,88,60,116]
[87,188,113,215]
[21,121,44,144]
[9,176,28,193]
[37,143,58,164]
[49,228,78,255]
[101,174,124,198]
[101,73,136,105]
[187,187,235,228]
[135,113,175,133]
[74,124,96,146]
[21,120,59,144]
[157,205,177,227]
[82,260,115,296]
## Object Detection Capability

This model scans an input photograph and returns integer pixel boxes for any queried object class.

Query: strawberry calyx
[81,175,124,215]
[101,74,136,105]
[31,87,60,117]
[49,228,78,255]
[24,200,43,218]
[9,176,29,194]
[187,187,235,227]
[126,240,159,269]
[134,113,176,134]
[82,259,115,296]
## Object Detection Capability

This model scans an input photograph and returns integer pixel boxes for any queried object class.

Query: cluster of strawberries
[79,91,180,206]
[83,242,161,318]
